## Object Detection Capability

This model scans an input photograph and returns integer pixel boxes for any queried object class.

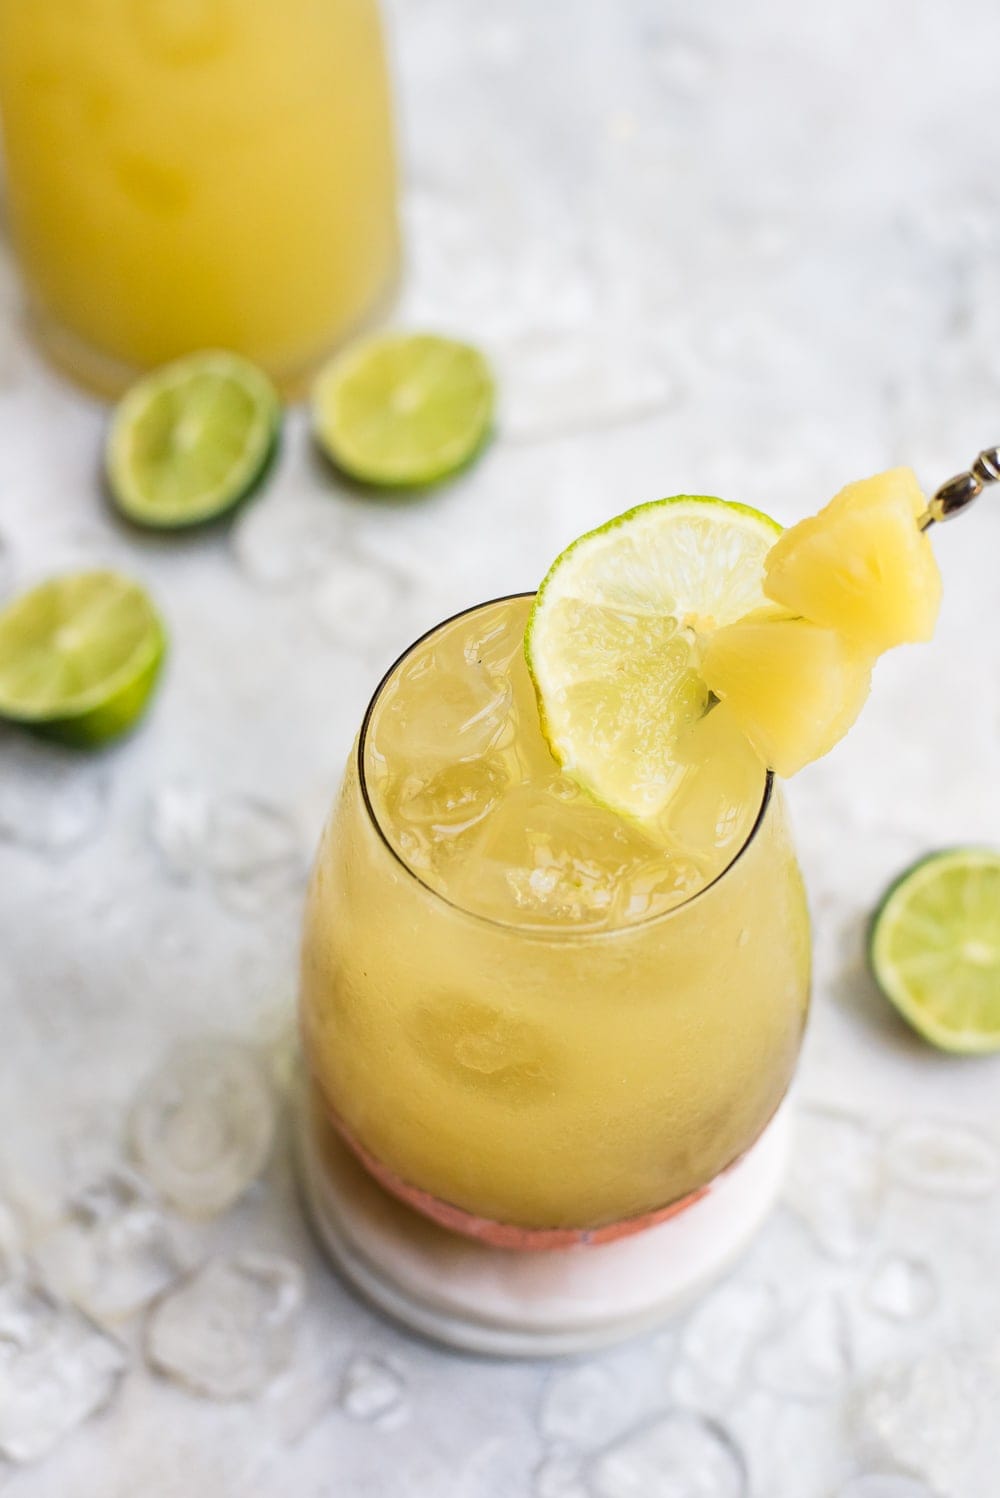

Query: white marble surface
[2,1,1000,1494]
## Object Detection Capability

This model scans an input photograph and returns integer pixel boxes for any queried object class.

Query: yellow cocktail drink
[0,0,399,391]
[301,596,810,1234]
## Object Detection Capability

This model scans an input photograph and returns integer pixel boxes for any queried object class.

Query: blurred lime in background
[312,333,495,488]
[106,351,280,529]
[0,570,166,746]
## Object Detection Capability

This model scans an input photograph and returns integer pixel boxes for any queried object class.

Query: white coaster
[295,1085,790,1358]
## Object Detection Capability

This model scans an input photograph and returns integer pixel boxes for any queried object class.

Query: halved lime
[525,496,780,818]
[106,351,280,528]
[312,332,494,487]
[869,849,1000,1053]
[0,570,167,747]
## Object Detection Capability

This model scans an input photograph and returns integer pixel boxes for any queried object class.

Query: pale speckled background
[1,1,1000,1494]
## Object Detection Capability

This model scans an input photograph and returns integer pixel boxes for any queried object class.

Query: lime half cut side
[525,496,780,819]
[0,570,167,747]
[312,332,494,488]
[106,351,280,528]
[870,848,1000,1053]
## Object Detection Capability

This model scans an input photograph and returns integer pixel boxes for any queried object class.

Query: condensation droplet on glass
[754,1294,852,1402]
[32,1168,183,1322]
[865,1254,937,1322]
[0,734,108,856]
[0,1280,128,1464]
[885,1120,1000,1198]
[339,1353,408,1425]
[587,1411,747,1498]
[145,1252,304,1401]
[130,1037,277,1218]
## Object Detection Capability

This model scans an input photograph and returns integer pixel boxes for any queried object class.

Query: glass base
[294,1080,791,1358]
[24,266,400,401]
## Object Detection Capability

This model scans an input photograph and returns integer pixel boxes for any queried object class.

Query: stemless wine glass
[301,595,811,1248]
[0,0,399,393]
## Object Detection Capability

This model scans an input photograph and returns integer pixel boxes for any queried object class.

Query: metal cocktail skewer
[918,446,1000,530]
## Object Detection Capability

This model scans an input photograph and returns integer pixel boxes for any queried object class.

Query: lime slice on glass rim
[869,848,1000,1053]
[312,332,494,487]
[525,496,781,819]
[106,351,280,528]
[0,570,166,747]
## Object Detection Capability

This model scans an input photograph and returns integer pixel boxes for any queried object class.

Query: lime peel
[106,350,280,529]
[311,332,494,488]
[869,848,1000,1054]
[0,570,167,747]
[524,495,780,819]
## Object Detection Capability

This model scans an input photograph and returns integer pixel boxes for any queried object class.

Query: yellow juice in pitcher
[0,0,400,391]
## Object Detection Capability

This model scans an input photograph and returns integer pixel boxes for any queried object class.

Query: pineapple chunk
[700,606,874,778]
[763,467,942,651]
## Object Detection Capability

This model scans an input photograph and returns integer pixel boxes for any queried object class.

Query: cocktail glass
[299,595,811,1353]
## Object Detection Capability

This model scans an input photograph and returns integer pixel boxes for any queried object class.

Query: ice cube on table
[587,1411,747,1498]
[130,1037,277,1219]
[338,1353,408,1425]
[145,1252,304,1400]
[0,1200,24,1281]
[673,1281,778,1411]
[0,733,108,856]
[232,491,346,591]
[313,553,412,651]
[147,789,305,916]
[0,1280,128,1464]
[540,1363,630,1449]
[202,795,306,917]
[786,1106,882,1261]
[32,1169,182,1321]
[884,1120,999,1199]
[753,1294,852,1402]
[532,1447,588,1498]
[857,1346,1000,1497]
[836,1477,936,1498]
[864,1255,937,1323]
[147,782,209,882]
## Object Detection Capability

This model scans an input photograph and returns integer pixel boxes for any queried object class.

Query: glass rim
[356,592,775,940]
